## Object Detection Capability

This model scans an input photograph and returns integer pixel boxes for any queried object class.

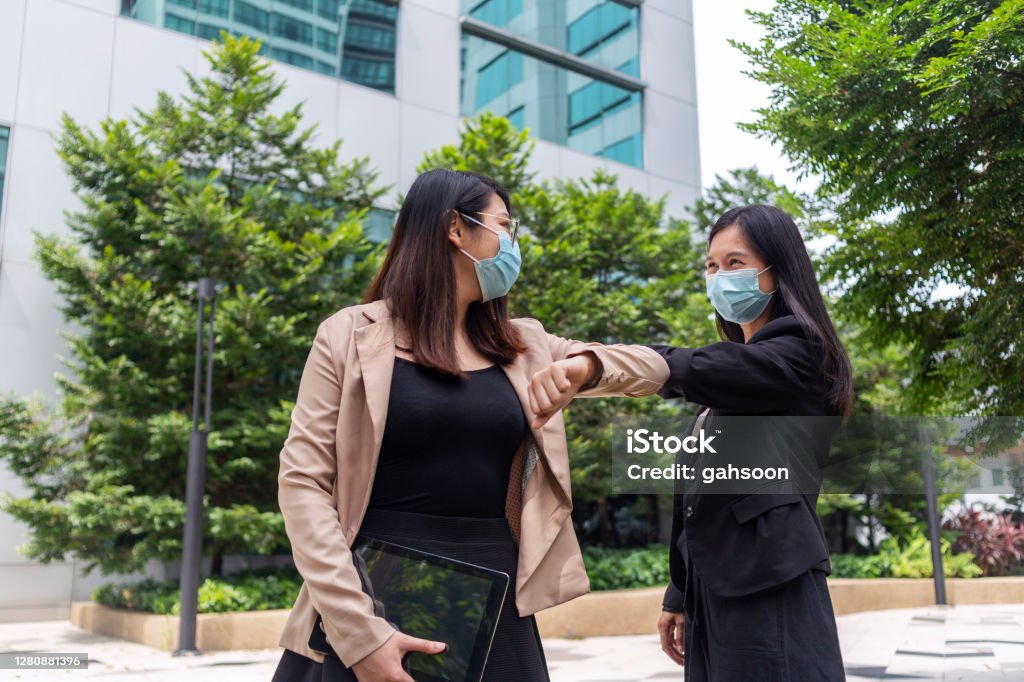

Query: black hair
[709,205,854,416]
[362,169,525,376]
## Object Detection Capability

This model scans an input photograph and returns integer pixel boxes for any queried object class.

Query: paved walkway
[2,604,1023,680]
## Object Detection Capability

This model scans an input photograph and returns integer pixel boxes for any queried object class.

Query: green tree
[739,0,1024,415]
[691,167,810,236]
[419,115,706,544]
[0,35,385,576]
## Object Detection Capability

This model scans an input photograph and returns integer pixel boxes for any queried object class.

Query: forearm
[566,343,669,398]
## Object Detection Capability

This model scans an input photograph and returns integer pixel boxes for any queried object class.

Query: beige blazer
[276,298,669,666]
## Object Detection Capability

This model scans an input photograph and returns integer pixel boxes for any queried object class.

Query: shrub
[830,532,981,579]
[582,544,670,591]
[93,568,302,614]
[944,507,1024,577]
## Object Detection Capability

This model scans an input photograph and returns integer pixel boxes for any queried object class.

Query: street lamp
[175,277,216,656]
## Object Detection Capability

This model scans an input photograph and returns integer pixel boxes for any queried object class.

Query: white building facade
[0,0,699,620]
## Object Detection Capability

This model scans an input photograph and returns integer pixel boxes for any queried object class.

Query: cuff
[662,581,685,613]
[566,349,603,392]
[325,612,398,668]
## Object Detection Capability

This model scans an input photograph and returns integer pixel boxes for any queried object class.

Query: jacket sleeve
[277,319,397,667]
[526,320,668,397]
[646,336,819,412]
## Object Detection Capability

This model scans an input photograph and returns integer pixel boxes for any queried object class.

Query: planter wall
[71,576,1024,651]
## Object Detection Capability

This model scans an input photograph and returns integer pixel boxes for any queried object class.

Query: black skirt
[271,507,549,682]
[683,560,845,681]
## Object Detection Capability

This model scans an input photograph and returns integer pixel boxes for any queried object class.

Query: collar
[746,314,807,344]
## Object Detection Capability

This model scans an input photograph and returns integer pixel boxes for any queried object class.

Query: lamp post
[175,277,216,656]
[920,420,947,605]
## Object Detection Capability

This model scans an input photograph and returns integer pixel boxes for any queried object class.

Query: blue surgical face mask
[706,264,777,324]
[458,214,522,302]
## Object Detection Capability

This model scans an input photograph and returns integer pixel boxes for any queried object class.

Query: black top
[367,357,527,518]
[649,316,834,610]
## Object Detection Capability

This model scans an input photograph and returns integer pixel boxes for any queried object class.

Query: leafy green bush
[93,568,302,614]
[830,532,982,579]
[582,544,670,591]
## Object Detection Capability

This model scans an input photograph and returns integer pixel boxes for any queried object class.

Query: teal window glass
[316,0,339,20]
[507,105,525,131]
[0,127,9,222]
[235,1,269,32]
[165,12,196,35]
[197,22,227,40]
[474,50,523,109]
[121,0,398,93]
[270,46,315,68]
[463,0,639,78]
[461,33,643,168]
[199,0,230,18]
[272,13,313,45]
[341,57,394,90]
[363,207,396,244]
[316,27,337,54]
[468,0,523,27]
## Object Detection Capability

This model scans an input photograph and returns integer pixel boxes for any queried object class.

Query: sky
[691,0,812,194]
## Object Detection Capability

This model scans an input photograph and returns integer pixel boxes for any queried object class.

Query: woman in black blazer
[529,205,852,681]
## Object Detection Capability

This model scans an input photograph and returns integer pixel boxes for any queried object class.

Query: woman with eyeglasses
[527,205,851,681]
[271,168,669,682]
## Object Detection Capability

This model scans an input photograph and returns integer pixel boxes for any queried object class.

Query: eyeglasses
[459,211,520,246]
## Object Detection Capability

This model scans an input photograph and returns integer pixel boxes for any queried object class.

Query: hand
[657,610,686,667]
[351,631,447,682]
[527,354,597,429]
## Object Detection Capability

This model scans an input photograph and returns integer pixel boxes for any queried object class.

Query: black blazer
[650,315,835,612]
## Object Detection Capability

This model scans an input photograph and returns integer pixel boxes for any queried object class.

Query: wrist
[567,353,598,388]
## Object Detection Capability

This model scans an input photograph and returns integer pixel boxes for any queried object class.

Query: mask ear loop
[451,209,482,263]
[758,264,779,295]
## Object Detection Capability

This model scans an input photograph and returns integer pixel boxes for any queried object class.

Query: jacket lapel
[499,358,573,507]
[353,301,400,460]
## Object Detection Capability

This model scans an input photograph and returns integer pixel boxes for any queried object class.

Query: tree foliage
[740,0,1024,414]
[0,35,384,575]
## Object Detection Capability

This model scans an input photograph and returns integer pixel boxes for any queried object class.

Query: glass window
[461,33,644,168]
[363,206,396,244]
[316,27,337,55]
[199,0,229,18]
[165,12,196,35]
[475,50,523,109]
[315,60,337,76]
[0,127,9,222]
[272,13,313,45]
[463,0,639,77]
[345,22,395,52]
[235,1,269,32]
[277,0,313,11]
[341,56,394,91]
[316,0,339,21]
[507,105,525,131]
[122,0,398,94]
[349,0,398,21]
[270,46,315,69]
[469,0,523,27]
[198,22,227,40]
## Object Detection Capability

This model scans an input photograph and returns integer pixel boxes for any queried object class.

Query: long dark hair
[709,205,853,416]
[362,168,526,377]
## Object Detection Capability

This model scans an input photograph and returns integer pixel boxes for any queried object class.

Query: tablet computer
[308,537,510,682]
